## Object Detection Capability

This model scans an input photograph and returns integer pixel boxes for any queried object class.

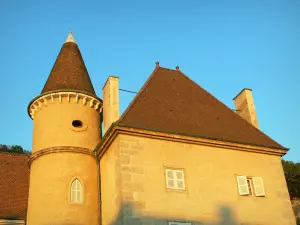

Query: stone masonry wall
[101,133,296,225]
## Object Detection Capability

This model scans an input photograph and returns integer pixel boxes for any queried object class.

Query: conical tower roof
[41,32,96,96]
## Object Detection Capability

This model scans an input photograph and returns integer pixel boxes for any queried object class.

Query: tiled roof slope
[41,41,96,96]
[0,153,30,219]
[117,67,285,149]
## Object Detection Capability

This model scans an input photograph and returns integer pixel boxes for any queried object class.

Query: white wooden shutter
[252,177,265,197]
[237,176,249,195]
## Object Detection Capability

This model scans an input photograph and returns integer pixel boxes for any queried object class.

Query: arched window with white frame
[70,178,83,203]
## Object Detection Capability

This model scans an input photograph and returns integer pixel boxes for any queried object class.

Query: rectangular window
[165,168,185,190]
[169,222,192,225]
[237,175,265,197]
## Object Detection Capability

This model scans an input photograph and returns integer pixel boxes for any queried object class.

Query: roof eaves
[27,89,102,119]
[115,123,289,151]
[93,122,117,154]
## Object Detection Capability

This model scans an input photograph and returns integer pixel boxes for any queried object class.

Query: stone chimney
[233,88,259,129]
[103,76,120,134]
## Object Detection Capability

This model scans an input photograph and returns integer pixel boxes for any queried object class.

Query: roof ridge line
[117,65,182,122]
[117,66,161,122]
[159,66,177,71]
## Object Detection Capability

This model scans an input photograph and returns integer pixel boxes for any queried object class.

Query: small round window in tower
[72,120,83,128]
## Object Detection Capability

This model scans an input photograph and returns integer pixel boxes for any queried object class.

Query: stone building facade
[0,33,296,225]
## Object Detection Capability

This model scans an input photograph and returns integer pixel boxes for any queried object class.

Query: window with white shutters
[237,176,250,195]
[237,175,266,197]
[70,179,83,203]
[165,168,185,190]
[252,177,265,197]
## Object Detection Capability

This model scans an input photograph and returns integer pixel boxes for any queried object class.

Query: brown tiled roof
[41,42,96,96]
[117,66,285,149]
[0,153,30,220]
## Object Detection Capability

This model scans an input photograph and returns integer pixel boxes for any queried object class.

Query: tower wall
[31,94,101,151]
[26,93,102,225]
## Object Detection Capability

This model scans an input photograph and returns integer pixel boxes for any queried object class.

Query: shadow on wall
[107,202,255,225]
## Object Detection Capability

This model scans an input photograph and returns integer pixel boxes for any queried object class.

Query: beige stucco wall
[100,134,295,225]
[27,95,101,225]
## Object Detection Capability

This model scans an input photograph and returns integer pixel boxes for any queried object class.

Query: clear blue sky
[0,0,299,161]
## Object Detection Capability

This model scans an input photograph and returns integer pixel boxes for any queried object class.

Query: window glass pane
[71,190,76,202]
[77,190,81,202]
[168,179,175,188]
[166,170,174,179]
[75,179,80,190]
[177,180,184,189]
[176,171,183,179]
[71,182,76,191]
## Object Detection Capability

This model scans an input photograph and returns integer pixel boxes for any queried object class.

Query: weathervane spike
[65,31,76,44]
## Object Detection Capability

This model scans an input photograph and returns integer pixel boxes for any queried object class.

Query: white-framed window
[237,176,265,197]
[169,222,192,225]
[70,178,83,203]
[165,168,186,190]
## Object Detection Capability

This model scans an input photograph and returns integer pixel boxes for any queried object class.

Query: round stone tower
[26,32,102,225]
